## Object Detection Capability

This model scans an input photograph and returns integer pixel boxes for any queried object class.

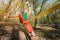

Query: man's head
[25,1,29,7]
[21,9,24,13]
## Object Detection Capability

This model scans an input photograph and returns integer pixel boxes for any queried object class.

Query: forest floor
[0,22,60,40]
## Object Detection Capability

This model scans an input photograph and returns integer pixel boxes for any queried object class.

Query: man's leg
[23,20,35,36]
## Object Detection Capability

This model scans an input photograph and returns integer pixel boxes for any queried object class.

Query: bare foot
[29,31,35,37]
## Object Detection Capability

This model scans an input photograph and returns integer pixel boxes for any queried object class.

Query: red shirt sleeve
[19,13,24,23]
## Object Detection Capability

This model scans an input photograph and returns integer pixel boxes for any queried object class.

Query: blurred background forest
[0,0,60,40]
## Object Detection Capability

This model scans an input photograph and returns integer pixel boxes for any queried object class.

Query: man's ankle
[29,31,35,37]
